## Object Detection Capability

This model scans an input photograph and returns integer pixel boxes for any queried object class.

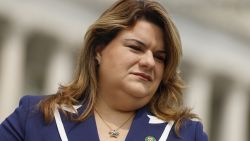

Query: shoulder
[19,95,46,106]
[4,95,49,121]
[0,95,50,141]
[177,119,208,141]
[19,95,47,107]
[16,95,47,113]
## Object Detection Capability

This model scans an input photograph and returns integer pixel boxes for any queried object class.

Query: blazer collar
[60,104,82,114]
[57,105,99,141]
[60,105,170,141]
[125,107,168,141]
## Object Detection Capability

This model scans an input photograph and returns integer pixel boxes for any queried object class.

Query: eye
[154,54,166,63]
[127,45,143,52]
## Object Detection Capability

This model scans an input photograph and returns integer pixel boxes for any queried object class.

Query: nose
[139,51,155,69]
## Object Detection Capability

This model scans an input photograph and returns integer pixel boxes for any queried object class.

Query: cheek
[100,53,132,77]
[111,51,139,69]
[155,65,164,80]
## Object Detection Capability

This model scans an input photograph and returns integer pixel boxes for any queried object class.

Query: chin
[131,92,151,99]
[125,88,150,98]
[114,88,153,111]
[124,83,153,98]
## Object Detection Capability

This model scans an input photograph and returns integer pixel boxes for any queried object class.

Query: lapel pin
[145,136,156,141]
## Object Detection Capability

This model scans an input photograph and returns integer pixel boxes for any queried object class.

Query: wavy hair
[39,0,197,135]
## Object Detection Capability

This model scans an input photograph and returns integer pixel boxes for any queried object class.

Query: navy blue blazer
[0,95,208,141]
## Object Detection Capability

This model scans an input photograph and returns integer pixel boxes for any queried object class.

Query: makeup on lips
[130,72,153,81]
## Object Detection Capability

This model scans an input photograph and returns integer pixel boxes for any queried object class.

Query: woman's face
[96,20,165,110]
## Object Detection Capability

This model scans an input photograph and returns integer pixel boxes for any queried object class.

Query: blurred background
[0,0,249,140]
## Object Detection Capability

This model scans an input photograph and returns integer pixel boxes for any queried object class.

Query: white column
[0,28,26,122]
[44,44,73,95]
[218,83,249,141]
[184,69,212,134]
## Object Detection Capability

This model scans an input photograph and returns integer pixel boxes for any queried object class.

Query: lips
[130,72,153,81]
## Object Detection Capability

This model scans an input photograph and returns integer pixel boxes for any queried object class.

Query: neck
[94,93,136,140]
[95,96,136,122]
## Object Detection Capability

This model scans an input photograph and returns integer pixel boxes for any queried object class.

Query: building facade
[0,0,249,141]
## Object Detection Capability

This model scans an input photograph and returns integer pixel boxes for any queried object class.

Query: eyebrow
[124,38,146,47]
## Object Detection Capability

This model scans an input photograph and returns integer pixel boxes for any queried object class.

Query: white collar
[59,105,168,124]
[147,114,167,124]
[59,104,82,114]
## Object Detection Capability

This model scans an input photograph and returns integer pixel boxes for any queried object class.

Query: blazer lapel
[57,105,172,141]
[66,114,100,141]
[125,107,168,141]
[59,105,100,141]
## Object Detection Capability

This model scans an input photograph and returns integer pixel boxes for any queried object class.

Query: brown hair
[39,0,197,135]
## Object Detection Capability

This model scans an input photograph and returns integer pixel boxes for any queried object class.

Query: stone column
[184,69,212,134]
[44,43,74,95]
[0,28,26,122]
[218,83,249,141]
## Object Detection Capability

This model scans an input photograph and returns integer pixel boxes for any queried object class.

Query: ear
[96,52,101,64]
[95,45,104,64]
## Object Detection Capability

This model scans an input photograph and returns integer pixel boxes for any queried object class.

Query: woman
[0,0,208,141]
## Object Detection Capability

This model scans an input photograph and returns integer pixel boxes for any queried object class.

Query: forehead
[117,20,165,50]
